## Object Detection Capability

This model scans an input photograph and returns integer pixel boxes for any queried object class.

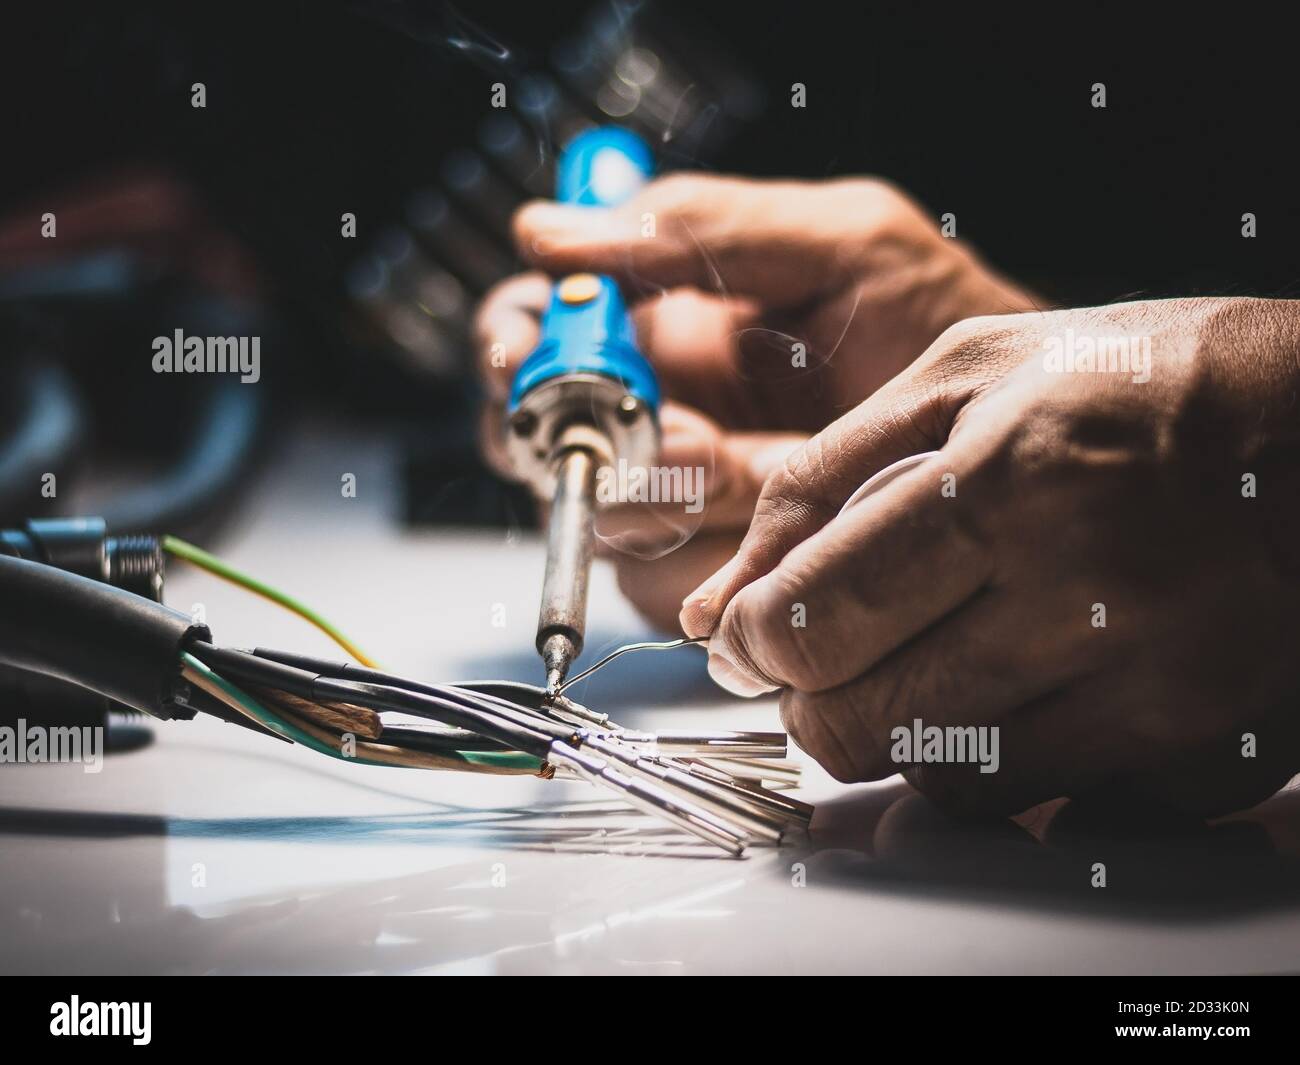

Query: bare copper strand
[250,685,383,740]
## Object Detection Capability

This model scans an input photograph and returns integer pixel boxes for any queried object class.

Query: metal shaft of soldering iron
[538,445,599,695]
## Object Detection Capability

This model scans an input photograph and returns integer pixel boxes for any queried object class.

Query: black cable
[312,677,557,756]
[234,647,529,751]
[188,643,317,697]
[188,643,560,755]
[339,669,573,740]
[0,554,209,719]
[456,680,550,710]
[247,645,563,733]
[249,646,349,675]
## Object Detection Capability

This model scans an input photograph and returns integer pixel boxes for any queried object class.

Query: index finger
[514,173,903,307]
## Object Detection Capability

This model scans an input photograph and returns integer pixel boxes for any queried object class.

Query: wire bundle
[177,639,811,855]
[1,537,810,856]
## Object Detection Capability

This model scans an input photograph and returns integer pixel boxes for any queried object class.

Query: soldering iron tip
[541,632,577,697]
[545,668,564,698]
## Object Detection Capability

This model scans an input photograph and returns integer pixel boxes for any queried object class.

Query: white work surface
[2,429,1298,975]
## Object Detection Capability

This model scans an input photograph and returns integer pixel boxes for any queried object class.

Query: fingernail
[679,558,738,637]
[706,642,777,698]
[678,598,713,640]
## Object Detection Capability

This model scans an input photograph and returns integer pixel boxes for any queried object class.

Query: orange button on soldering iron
[558,273,601,305]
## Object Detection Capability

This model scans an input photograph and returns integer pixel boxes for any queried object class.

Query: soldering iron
[505,127,661,695]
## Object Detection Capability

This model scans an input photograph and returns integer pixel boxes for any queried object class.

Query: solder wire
[555,636,709,694]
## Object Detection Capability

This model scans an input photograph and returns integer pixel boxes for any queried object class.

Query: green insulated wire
[460,750,545,770]
[180,651,393,766]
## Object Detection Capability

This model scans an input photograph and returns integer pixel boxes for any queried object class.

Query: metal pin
[548,741,747,856]
[655,729,788,748]
[666,757,816,824]
[701,755,804,784]
[614,729,788,758]
[584,736,785,843]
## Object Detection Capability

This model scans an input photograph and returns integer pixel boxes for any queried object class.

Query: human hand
[475,173,1035,628]
[681,297,1300,817]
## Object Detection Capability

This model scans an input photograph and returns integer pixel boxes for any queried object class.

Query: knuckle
[470,288,506,345]
[832,175,909,215]
[743,464,824,552]
[868,658,931,729]
[918,315,1037,394]
[931,315,1000,360]
[762,435,835,514]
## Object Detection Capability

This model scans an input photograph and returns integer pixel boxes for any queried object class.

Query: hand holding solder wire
[679,298,1300,821]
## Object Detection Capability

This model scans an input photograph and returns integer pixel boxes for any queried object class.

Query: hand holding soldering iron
[477,173,1037,631]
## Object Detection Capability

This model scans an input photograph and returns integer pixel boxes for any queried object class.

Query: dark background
[1,0,1294,528]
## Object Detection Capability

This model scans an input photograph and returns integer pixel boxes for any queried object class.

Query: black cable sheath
[0,555,210,718]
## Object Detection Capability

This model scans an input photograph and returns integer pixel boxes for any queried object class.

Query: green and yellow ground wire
[163,535,381,667]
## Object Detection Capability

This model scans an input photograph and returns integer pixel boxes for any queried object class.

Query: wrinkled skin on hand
[474,173,1035,628]
[682,297,1300,818]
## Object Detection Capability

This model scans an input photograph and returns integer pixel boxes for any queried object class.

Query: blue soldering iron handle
[507,128,660,416]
